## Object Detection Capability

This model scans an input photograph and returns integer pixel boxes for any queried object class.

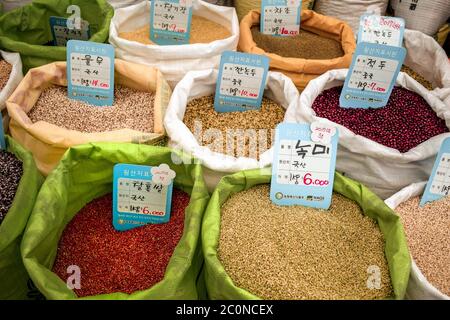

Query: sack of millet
[0,50,22,132]
[238,9,356,91]
[6,59,172,176]
[0,135,43,300]
[0,0,114,73]
[234,0,315,21]
[202,169,410,300]
[109,0,239,87]
[163,69,299,191]
[287,69,450,199]
[21,142,210,300]
[385,182,450,300]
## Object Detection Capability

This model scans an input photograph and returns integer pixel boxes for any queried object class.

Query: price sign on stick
[340,42,405,109]
[214,51,269,112]
[113,163,176,231]
[67,40,115,106]
[260,0,302,36]
[358,15,405,47]
[270,122,338,210]
[50,16,90,47]
[150,0,193,45]
[0,112,5,149]
[420,137,450,206]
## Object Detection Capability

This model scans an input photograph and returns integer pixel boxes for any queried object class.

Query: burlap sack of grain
[385,182,450,300]
[287,69,450,199]
[238,9,356,91]
[109,0,239,87]
[314,0,389,35]
[1,50,23,132]
[235,0,315,21]
[6,59,172,175]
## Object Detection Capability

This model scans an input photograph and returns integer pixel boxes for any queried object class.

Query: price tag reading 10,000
[67,40,115,106]
[214,51,269,113]
[339,42,406,109]
[260,0,302,36]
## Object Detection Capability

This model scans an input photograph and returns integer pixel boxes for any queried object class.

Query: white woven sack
[314,0,388,36]
[385,182,450,300]
[107,0,143,9]
[1,50,23,132]
[164,69,299,190]
[109,0,239,87]
[403,29,450,108]
[286,69,450,199]
[391,0,450,36]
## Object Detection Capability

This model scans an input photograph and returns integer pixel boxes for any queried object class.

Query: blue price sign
[50,16,90,47]
[0,112,5,149]
[150,0,193,45]
[420,137,450,206]
[270,122,338,210]
[214,51,269,113]
[260,0,302,36]
[340,42,406,109]
[357,14,405,47]
[67,40,115,106]
[113,163,176,231]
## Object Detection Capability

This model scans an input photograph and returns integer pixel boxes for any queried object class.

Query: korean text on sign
[50,16,90,47]
[150,0,193,45]
[67,40,115,106]
[260,0,302,36]
[358,15,405,47]
[214,51,269,112]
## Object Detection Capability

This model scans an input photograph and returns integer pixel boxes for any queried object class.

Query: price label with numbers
[340,42,406,109]
[150,0,193,45]
[270,122,338,209]
[113,163,176,231]
[50,16,90,47]
[358,14,405,47]
[260,0,302,36]
[420,137,450,206]
[67,40,115,106]
[214,51,269,112]
[0,112,5,149]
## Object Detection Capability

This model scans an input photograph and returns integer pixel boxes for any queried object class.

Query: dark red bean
[0,150,23,224]
[52,189,190,297]
[311,86,449,153]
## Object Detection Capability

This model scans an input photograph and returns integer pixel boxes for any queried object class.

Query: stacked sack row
[0,0,448,300]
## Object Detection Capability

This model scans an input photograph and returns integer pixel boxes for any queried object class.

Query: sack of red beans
[20,142,209,299]
[385,182,450,300]
[0,135,43,300]
[0,50,23,132]
[202,168,411,300]
[287,69,450,199]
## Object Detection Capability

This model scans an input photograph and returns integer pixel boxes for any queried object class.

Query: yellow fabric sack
[239,9,356,90]
[6,59,171,175]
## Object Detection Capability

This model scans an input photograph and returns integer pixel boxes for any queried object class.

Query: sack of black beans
[6,59,172,176]
[109,0,239,87]
[288,69,450,199]
[239,9,356,90]
[163,69,299,191]
[0,50,22,132]
[0,135,43,300]
[385,183,450,300]
[0,0,114,73]
[402,30,450,106]
[202,168,410,300]
[21,142,209,299]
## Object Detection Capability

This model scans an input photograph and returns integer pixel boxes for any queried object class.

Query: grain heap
[0,59,12,91]
[0,150,23,225]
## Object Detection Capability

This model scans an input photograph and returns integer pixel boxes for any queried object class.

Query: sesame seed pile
[395,195,450,296]
[52,189,190,297]
[218,184,393,300]
[311,86,448,153]
[0,150,23,225]
[0,59,12,91]
[183,95,285,159]
[28,85,155,133]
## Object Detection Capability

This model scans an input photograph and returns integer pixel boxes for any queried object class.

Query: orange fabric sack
[239,9,356,90]
[6,59,171,175]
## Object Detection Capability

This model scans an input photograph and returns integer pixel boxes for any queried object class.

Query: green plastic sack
[21,142,210,300]
[202,168,411,300]
[0,0,114,73]
[0,135,43,300]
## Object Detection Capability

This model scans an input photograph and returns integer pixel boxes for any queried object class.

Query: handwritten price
[142,207,164,216]
[303,173,329,186]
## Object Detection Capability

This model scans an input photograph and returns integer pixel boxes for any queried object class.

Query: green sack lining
[0,135,43,299]
[21,142,210,300]
[202,168,411,300]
